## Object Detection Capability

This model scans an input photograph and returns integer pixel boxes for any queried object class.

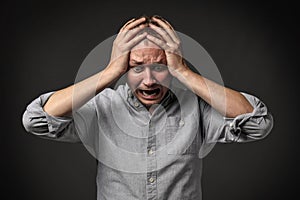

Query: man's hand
[146,16,189,78]
[146,16,253,117]
[43,17,149,117]
[107,17,148,76]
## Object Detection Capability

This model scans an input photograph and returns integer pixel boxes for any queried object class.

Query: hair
[132,15,165,49]
[139,15,161,27]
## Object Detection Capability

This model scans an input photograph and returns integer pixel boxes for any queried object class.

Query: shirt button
[149,177,155,183]
[179,120,185,127]
[134,102,139,107]
[148,149,154,155]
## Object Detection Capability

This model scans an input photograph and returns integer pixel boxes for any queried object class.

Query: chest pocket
[165,116,199,155]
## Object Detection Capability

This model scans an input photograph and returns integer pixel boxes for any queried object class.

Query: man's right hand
[107,17,148,76]
[43,17,149,117]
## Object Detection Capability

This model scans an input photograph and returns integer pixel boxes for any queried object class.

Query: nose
[142,67,156,87]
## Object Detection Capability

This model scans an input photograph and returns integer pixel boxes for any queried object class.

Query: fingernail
[140,15,150,21]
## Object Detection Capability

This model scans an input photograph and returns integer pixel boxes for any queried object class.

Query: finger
[152,15,174,29]
[148,23,174,45]
[151,17,178,42]
[146,34,168,50]
[121,18,136,30]
[151,17,179,43]
[117,19,146,42]
[117,18,137,42]
[123,17,146,31]
[125,32,148,50]
[123,24,147,42]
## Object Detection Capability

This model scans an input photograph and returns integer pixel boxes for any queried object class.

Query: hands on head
[42,15,255,118]
[108,15,189,78]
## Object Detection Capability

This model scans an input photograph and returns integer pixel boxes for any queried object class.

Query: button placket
[146,120,158,199]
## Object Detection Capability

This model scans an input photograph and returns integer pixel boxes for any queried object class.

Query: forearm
[44,67,121,117]
[175,67,253,118]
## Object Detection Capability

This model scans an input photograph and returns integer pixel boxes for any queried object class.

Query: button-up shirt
[22,84,273,200]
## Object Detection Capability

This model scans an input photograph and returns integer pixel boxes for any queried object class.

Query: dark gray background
[2,0,298,199]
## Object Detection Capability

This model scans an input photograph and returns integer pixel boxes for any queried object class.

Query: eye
[151,64,167,72]
[132,65,144,73]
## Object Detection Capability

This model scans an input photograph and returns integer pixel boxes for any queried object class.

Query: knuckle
[175,41,181,46]
[162,32,168,37]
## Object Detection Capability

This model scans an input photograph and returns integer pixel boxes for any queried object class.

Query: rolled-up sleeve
[22,92,80,142]
[222,93,274,142]
[200,92,273,144]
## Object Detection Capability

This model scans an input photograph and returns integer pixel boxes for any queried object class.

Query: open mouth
[138,88,161,98]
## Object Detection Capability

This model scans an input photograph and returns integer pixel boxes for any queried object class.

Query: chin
[141,99,162,107]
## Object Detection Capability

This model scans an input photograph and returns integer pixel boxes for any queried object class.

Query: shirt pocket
[165,116,198,155]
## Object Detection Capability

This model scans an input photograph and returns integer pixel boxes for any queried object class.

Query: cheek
[155,71,172,85]
[126,71,142,88]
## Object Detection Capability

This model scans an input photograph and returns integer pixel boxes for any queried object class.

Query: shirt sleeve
[200,92,274,144]
[22,92,88,143]
[198,92,273,158]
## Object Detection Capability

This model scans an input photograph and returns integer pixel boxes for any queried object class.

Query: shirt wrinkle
[22,84,273,200]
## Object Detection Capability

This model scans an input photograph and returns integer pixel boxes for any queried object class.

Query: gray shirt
[22,84,273,200]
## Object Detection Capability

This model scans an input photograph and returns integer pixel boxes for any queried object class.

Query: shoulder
[172,85,199,103]
[93,84,128,104]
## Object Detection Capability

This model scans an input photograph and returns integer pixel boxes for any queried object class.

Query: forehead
[129,48,166,64]
[130,48,165,60]
[130,39,166,64]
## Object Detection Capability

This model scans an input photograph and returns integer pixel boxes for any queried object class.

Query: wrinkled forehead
[130,39,166,64]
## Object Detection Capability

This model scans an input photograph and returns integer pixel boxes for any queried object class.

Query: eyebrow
[130,60,144,65]
[130,60,164,66]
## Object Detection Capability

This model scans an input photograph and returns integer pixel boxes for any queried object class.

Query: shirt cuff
[224,92,273,142]
[23,92,73,137]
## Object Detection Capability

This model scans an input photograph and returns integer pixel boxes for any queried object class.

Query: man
[23,15,273,199]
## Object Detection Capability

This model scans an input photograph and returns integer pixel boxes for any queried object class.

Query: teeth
[143,91,150,96]
[142,90,158,97]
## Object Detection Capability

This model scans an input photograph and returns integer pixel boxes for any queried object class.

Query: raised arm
[147,16,253,118]
[170,69,253,118]
[44,17,148,117]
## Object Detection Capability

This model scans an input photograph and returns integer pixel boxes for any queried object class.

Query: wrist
[106,62,127,78]
[171,63,191,80]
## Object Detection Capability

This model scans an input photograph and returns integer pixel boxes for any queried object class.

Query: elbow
[237,112,274,142]
[249,113,274,140]
[22,110,49,135]
[22,110,32,133]
[259,113,274,139]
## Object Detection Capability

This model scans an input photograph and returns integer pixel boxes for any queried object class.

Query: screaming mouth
[139,88,161,97]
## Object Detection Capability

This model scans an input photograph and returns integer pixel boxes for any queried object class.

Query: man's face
[127,45,172,108]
